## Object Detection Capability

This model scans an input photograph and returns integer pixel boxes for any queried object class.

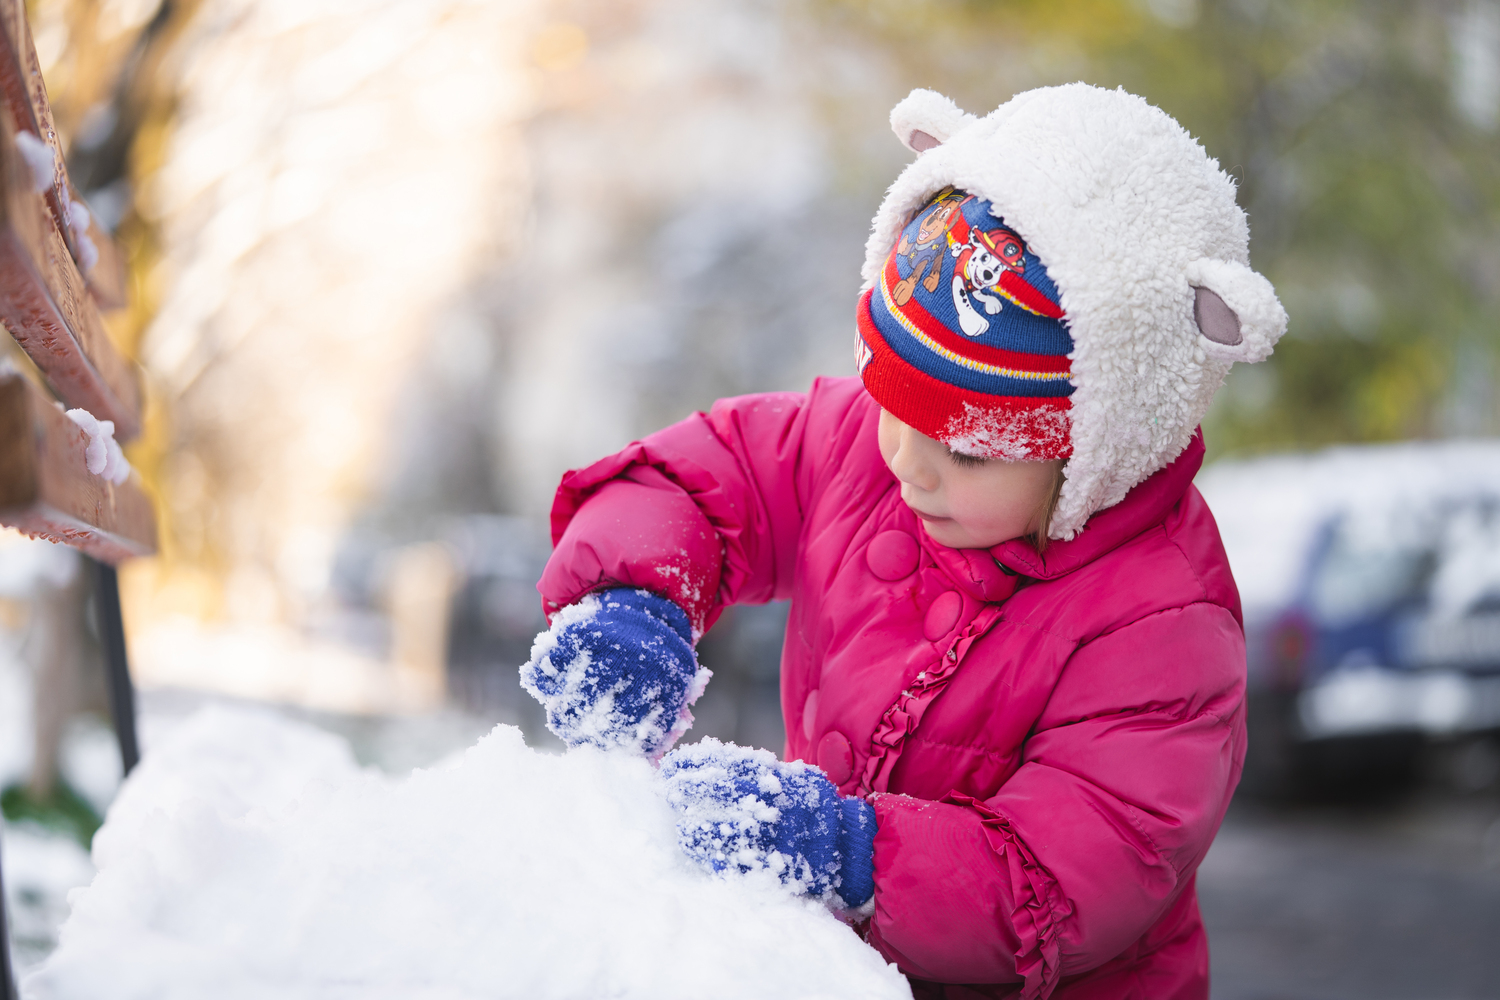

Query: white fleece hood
[866,84,1287,540]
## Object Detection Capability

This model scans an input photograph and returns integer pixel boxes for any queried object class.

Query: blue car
[1198,443,1500,794]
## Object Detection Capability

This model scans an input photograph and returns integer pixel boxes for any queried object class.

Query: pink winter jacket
[539,376,1246,1000]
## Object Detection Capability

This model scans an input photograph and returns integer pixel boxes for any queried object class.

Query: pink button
[817,731,854,786]
[923,590,963,641]
[866,530,919,581]
[802,689,820,741]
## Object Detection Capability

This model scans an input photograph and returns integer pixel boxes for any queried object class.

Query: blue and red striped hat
[857,188,1074,461]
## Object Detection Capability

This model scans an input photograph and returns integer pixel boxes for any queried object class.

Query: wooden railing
[0,0,153,989]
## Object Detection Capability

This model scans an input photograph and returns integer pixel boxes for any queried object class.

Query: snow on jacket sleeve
[866,602,1246,997]
[539,377,870,635]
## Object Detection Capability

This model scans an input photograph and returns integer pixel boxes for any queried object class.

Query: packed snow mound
[26,706,910,1000]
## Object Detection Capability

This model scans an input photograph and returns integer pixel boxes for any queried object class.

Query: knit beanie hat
[858,188,1075,462]
[860,83,1288,540]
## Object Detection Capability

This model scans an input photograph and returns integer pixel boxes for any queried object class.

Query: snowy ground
[15,705,908,1000]
[0,636,114,976]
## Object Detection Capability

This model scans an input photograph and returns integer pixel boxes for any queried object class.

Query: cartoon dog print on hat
[891,188,965,307]
[949,221,1028,337]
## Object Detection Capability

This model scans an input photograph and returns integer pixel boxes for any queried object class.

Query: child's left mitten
[660,739,877,912]
[520,588,710,756]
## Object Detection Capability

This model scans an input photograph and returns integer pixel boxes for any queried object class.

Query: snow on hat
[858,187,1075,463]
[863,83,1288,540]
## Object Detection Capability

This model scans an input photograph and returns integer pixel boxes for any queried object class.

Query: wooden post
[0,0,126,313]
[0,106,141,441]
[0,371,156,563]
[0,0,151,794]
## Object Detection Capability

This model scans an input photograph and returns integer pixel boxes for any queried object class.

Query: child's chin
[917,518,971,548]
[918,517,1016,550]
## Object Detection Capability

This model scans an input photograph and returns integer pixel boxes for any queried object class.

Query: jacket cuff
[866,792,1063,998]
[540,468,723,637]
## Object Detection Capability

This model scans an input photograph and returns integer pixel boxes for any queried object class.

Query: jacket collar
[993,429,1205,581]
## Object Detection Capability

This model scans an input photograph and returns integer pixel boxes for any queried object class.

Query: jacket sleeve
[538,376,874,635]
[865,602,1247,997]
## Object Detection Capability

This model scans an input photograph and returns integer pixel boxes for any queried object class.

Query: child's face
[877,409,1062,549]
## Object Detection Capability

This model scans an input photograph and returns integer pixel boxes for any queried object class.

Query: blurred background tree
[819,0,1500,453]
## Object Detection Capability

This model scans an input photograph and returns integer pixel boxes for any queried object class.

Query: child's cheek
[949,480,1031,545]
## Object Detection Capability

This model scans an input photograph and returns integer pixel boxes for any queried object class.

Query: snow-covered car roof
[1196,440,1500,617]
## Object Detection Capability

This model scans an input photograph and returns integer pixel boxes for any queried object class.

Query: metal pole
[91,559,139,775]
[0,846,18,1000]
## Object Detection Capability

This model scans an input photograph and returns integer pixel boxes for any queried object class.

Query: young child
[521,84,1286,999]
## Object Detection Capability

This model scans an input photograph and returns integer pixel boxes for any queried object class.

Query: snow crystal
[25,706,910,1000]
[62,409,130,485]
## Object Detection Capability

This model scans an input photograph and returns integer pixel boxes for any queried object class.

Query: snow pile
[27,706,910,1000]
[1197,440,1500,615]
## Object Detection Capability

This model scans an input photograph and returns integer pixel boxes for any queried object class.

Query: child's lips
[910,507,950,523]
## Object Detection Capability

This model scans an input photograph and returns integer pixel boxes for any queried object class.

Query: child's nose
[889,428,940,492]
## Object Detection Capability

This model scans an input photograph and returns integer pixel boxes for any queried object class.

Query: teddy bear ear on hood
[1183,257,1288,365]
[890,88,978,154]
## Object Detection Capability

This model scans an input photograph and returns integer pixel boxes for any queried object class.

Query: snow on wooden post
[0,0,127,312]
[0,371,155,563]
[0,4,140,440]
[0,120,141,441]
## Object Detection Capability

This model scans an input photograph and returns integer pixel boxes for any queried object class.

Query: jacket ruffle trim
[858,603,1008,795]
[941,792,1069,1000]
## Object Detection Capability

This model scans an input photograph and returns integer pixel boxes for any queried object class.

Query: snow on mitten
[660,739,877,912]
[520,588,710,756]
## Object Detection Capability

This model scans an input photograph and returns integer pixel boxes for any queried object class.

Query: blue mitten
[520,588,709,756]
[661,739,877,911]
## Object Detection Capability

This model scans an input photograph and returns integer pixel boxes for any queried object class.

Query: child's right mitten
[520,588,710,757]
[660,739,877,912]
